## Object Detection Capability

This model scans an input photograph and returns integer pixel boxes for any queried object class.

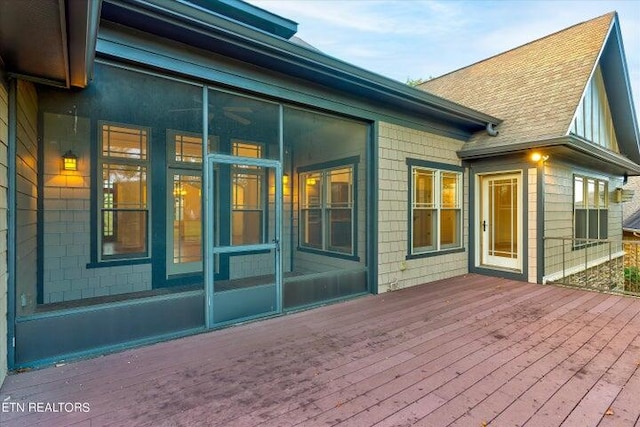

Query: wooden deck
[1,274,640,426]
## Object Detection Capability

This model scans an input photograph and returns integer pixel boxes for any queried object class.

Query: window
[99,123,150,260]
[409,161,462,255]
[231,141,265,245]
[574,175,608,242]
[299,160,356,256]
[167,131,204,274]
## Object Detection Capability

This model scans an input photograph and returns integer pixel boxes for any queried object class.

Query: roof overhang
[459,135,640,176]
[99,0,501,137]
[599,16,640,164]
[0,0,101,88]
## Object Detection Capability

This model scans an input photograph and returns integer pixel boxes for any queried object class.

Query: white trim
[478,171,523,272]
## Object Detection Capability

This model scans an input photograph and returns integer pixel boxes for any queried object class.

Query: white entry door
[480,173,522,271]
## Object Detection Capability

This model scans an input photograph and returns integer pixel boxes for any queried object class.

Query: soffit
[0,0,99,88]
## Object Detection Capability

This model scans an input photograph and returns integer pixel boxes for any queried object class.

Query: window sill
[86,258,152,269]
[406,247,465,260]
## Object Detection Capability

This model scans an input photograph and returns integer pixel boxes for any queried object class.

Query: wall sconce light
[530,152,549,163]
[62,150,78,171]
[614,188,623,203]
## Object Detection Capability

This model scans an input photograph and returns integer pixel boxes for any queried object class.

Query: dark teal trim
[405,158,464,172]
[186,0,298,39]
[369,123,378,294]
[89,119,98,264]
[162,272,203,288]
[406,158,465,257]
[467,162,529,282]
[406,247,465,260]
[296,156,360,173]
[15,325,206,370]
[7,78,17,369]
[36,92,44,305]
[95,33,479,143]
[86,258,151,269]
[296,246,360,262]
[537,164,545,283]
[296,156,360,259]
[283,291,369,315]
[470,266,527,282]
[99,1,499,132]
[150,120,166,289]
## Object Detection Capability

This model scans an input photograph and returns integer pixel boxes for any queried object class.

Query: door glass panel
[482,175,520,270]
[490,178,516,259]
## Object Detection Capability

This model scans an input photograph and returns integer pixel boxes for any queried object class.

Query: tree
[406,77,430,87]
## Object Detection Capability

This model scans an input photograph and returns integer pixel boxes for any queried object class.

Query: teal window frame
[407,158,464,259]
[297,156,359,261]
[573,174,608,246]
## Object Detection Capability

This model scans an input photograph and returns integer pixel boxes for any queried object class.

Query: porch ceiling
[0,0,100,88]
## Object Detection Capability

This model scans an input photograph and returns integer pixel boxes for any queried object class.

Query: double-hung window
[409,160,462,255]
[574,175,608,243]
[167,130,204,274]
[99,123,150,260]
[299,159,357,257]
[231,141,265,245]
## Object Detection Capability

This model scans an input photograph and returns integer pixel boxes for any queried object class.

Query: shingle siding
[0,78,9,385]
[15,81,38,316]
[41,113,151,304]
[377,122,468,293]
[543,162,623,278]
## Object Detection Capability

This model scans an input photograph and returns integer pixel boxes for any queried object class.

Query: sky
[246,0,640,115]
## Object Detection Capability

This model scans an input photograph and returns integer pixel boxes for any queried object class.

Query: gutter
[458,135,640,174]
[103,0,501,130]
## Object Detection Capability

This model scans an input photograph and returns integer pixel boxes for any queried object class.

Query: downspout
[486,123,499,137]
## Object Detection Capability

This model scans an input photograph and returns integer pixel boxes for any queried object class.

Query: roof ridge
[421,11,616,85]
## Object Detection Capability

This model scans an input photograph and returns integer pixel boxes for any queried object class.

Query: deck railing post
[562,238,566,284]
[609,241,612,290]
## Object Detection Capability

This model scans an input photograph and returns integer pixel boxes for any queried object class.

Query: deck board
[1,274,640,426]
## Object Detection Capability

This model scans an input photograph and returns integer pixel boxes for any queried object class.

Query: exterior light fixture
[530,152,549,163]
[283,173,289,185]
[62,150,78,171]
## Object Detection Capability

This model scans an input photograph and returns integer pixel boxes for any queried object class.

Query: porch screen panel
[284,106,368,310]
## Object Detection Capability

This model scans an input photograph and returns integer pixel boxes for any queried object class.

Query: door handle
[482,221,487,232]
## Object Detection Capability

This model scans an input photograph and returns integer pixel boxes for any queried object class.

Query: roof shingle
[418,12,615,151]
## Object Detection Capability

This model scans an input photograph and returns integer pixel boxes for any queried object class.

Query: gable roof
[624,208,640,232]
[419,12,640,172]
